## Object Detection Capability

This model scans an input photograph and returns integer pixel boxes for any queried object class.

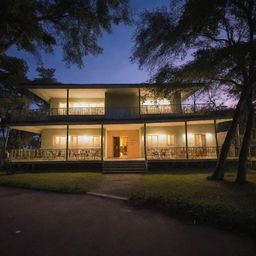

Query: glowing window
[53,136,66,147]
[78,136,100,147]
[167,135,175,146]
[147,134,175,147]
[59,103,66,108]
[194,134,206,147]
[70,136,78,147]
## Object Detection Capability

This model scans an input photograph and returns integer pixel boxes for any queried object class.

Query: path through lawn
[90,174,142,197]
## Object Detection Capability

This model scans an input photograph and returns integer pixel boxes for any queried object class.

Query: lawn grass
[130,169,256,236]
[0,172,102,193]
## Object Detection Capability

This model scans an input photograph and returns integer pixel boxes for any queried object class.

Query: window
[194,134,206,147]
[93,136,100,147]
[69,102,104,108]
[77,136,101,147]
[53,136,66,147]
[59,102,66,108]
[147,134,175,147]
[167,134,175,146]
[70,136,78,147]
[147,135,158,147]
[53,135,101,148]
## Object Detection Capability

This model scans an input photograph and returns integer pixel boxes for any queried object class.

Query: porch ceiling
[9,125,67,134]
[29,89,106,102]
[105,124,143,130]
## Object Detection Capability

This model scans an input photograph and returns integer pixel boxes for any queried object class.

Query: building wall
[49,98,104,108]
[106,130,140,158]
[146,123,216,147]
[187,123,216,147]
[105,90,139,118]
[48,89,184,115]
[146,125,186,147]
[41,128,101,149]
[40,123,218,151]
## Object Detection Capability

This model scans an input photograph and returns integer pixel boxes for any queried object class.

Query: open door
[113,137,120,157]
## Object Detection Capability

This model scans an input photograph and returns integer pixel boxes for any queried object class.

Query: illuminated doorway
[113,136,128,158]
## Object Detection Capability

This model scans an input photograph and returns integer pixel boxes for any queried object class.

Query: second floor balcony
[4,103,230,123]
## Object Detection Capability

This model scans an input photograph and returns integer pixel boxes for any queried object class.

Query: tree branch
[0,31,25,55]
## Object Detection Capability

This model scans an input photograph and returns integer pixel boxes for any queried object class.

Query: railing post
[101,124,104,161]
[66,88,69,118]
[214,119,219,157]
[66,125,69,161]
[138,88,141,117]
[185,121,189,159]
[144,123,147,161]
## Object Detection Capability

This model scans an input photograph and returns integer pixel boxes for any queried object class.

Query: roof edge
[22,83,155,89]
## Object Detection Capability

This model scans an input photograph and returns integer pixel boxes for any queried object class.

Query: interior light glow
[206,133,212,139]
[158,99,170,105]
[71,102,103,108]
[59,103,66,108]
[187,133,193,139]
[143,100,154,106]
[158,134,166,142]
[142,99,170,106]
[78,136,93,144]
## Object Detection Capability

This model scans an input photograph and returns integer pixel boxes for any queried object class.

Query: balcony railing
[4,104,230,123]
[140,104,220,115]
[8,148,101,161]
[50,107,105,116]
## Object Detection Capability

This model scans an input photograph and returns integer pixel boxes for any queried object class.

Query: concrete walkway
[90,174,143,198]
[0,187,255,256]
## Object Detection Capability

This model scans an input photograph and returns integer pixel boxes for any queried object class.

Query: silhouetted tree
[0,0,130,67]
[33,67,58,84]
[132,0,256,183]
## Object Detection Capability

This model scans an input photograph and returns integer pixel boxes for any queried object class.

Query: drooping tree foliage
[0,0,130,67]
[132,0,256,183]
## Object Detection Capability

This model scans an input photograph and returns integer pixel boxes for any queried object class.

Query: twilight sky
[7,0,169,84]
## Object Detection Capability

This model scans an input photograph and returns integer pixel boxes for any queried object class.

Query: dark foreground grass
[130,169,256,236]
[0,172,102,193]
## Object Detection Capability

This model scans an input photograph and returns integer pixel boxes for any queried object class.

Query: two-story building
[5,83,238,172]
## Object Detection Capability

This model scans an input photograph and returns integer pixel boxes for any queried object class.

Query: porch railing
[147,146,239,159]
[68,148,101,160]
[9,149,66,161]
[8,148,101,161]
[147,147,187,159]
[7,146,239,161]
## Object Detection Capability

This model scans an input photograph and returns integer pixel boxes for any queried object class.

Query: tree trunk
[0,127,10,167]
[210,87,248,180]
[236,97,254,184]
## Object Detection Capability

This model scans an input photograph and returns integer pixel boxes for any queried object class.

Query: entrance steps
[103,160,147,173]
